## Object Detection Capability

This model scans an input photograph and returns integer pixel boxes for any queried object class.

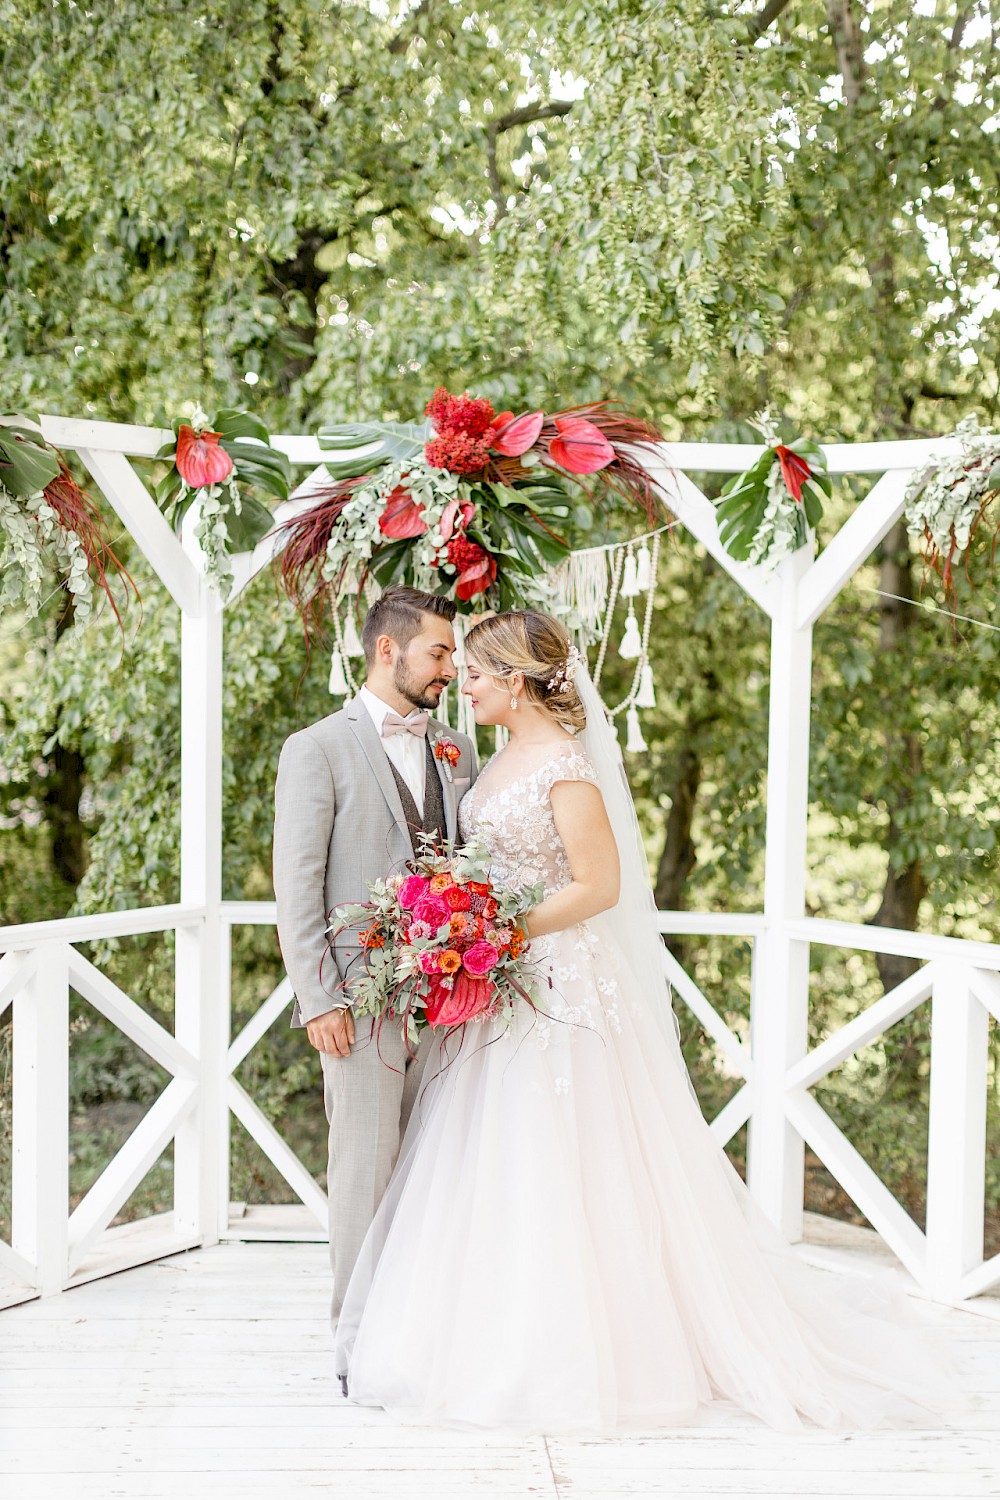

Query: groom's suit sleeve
[272,730,348,1024]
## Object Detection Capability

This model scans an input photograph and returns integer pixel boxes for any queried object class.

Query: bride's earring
[510,694,518,710]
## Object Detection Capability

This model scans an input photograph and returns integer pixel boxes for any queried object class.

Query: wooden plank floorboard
[1,1241,997,1500]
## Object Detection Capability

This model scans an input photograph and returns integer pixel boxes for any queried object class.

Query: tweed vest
[386,736,447,855]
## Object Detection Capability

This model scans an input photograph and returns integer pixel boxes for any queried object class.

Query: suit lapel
[346,695,411,838]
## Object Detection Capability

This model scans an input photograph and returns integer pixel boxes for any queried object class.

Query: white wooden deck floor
[1,1238,998,1500]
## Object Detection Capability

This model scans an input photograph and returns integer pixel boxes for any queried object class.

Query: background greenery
[2,0,998,1251]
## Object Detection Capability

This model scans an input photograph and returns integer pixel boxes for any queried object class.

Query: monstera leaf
[318,420,426,480]
[0,416,61,497]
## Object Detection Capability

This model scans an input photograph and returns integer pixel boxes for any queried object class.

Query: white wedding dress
[333,738,969,1435]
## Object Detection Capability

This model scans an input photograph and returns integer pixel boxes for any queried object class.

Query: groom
[272,584,478,1347]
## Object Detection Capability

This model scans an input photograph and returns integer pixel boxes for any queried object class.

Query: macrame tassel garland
[552,550,610,630]
[636,541,652,591]
[328,646,349,696]
[620,548,640,598]
[619,610,642,659]
[635,660,657,709]
[342,612,364,658]
[625,706,648,753]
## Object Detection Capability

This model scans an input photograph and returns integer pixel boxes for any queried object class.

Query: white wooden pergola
[1,416,999,1319]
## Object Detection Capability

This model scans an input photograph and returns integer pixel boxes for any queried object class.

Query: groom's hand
[306,1006,356,1058]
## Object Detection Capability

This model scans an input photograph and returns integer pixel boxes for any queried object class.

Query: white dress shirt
[359,684,427,815]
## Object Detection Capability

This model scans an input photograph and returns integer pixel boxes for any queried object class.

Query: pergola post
[173,580,227,1243]
[11,944,70,1293]
[747,547,815,1239]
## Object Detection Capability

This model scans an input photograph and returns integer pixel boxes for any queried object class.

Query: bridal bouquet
[328,835,545,1052]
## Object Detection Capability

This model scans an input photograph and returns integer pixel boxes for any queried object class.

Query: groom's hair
[362,585,457,664]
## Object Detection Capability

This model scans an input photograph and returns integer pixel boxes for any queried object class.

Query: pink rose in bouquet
[412,893,449,929]
[399,874,430,910]
[462,939,500,977]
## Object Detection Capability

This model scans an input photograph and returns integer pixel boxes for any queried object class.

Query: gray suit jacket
[272,695,479,1028]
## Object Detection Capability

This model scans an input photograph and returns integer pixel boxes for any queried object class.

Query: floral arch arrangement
[272,386,671,642]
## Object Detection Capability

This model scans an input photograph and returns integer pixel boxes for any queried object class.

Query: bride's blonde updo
[464,610,587,732]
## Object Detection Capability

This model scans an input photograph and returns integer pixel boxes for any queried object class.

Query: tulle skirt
[333,921,971,1435]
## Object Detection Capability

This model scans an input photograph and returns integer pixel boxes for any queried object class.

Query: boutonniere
[432,734,461,781]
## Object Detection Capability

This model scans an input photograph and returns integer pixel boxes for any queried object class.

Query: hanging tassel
[625,706,648,753]
[636,541,652,591]
[342,612,364,658]
[635,661,657,708]
[620,548,640,598]
[619,610,642,659]
[328,647,349,696]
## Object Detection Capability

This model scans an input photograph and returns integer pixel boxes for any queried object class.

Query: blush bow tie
[381,710,430,738]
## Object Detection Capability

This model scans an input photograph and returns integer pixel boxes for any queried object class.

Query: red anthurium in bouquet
[328,833,544,1057]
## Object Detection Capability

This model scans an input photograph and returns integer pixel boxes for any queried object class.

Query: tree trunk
[41,595,88,890]
[655,743,702,914]
[826,0,867,105]
[654,740,702,969]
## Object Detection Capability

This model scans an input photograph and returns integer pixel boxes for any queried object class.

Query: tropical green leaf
[0,424,60,496]
[215,410,272,444]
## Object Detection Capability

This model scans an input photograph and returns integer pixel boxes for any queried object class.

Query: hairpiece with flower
[546,643,583,693]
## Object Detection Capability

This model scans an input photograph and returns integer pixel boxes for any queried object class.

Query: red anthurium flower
[379,482,429,538]
[425,971,495,1026]
[447,534,497,601]
[774,445,812,504]
[438,497,477,543]
[547,417,615,474]
[488,410,544,457]
[175,424,234,488]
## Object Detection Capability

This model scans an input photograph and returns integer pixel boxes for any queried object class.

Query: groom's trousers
[319,1012,436,1332]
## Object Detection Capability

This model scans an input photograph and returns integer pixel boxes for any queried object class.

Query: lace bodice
[458,739,599,899]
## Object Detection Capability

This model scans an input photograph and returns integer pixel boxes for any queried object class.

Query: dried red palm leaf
[484,400,669,523]
[43,458,141,639]
[268,476,367,643]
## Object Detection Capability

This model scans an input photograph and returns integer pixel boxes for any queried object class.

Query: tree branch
[826,0,867,107]
[746,0,794,43]
[485,99,574,219]
[388,0,433,54]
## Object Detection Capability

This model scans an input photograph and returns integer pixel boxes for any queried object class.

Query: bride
[332,607,968,1435]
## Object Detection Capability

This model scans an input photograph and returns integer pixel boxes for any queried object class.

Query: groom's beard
[393,654,450,711]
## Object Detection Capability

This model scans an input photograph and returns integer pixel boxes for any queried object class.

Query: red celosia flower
[379,482,429,538]
[175,424,234,488]
[446,534,487,571]
[774,445,812,504]
[445,533,498,601]
[425,431,491,474]
[425,387,496,438]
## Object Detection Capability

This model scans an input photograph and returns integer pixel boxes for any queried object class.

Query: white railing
[657,910,1000,1306]
[2,903,998,1308]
